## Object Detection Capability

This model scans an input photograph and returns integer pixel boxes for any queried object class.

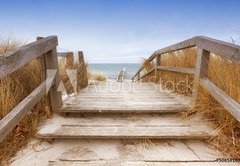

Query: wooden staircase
[35,81,230,166]
[1,36,240,165]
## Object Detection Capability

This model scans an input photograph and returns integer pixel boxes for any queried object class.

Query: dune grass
[0,37,49,164]
[0,37,89,164]
[140,47,240,158]
[59,56,88,94]
[88,71,107,81]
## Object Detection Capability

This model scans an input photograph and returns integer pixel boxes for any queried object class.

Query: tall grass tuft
[88,71,107,81]
[59,57,88,94]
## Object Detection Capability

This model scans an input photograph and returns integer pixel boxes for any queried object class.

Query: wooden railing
[57,51,86,66]
[0,36,62,141]
[132,36,240,122]
[58,52,74,64]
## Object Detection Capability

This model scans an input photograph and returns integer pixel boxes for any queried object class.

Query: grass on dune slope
[140,47,240,158]
[0,36,89,164]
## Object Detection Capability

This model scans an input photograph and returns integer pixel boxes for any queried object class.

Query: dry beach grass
[141,47,240,158]
[0,36,89,164]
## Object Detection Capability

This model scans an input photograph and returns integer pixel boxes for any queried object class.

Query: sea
[88,63,141,79]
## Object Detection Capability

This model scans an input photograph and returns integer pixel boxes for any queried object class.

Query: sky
[0,0,240,63]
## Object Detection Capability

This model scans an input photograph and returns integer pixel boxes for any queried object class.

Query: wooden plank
[61,81,191,113]
[192,48,210,102]
[0,79,54,142]
[57,52,72,58]
[44,48,62,112]
[155,37,197,55]
[201,78,240,122]
[37,114,216,139]
[57,140,220,162]
[0,36,58,79]
[157,66,195,74]
[49,161,240,166]
[138,68,155,81]
[61,105,189,113]
[58,52,74,65]
[155,54,161,82]
[196,36,240,61]
[78,51,84,65]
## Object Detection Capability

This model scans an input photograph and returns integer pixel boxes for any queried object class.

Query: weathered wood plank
[0,36,58,79]
[49,161,240,166]
[57,52,72,58]
[44,49,62,112]
[37,114,216,139]
[0,79,54,142]
[196,36,240,61]
[155,37,197,55]
[201,78,240,122]
[57,52,74,65]
[192,48,210,102]
[157,66,195,74]
[60,81,191,113]
[57,140,220,162]
[138,68,155,81]
[155,54,161,82]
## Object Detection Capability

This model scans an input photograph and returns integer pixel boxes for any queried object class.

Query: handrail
[0,36,62,142]
[132,36,240,81]
[132,36,240,122]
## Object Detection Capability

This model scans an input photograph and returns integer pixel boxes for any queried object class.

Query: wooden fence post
[66,52,74,66]
[155,54,161,83]
[192,48,210,104]
[78,51,85,65]
[77,51,88,92]
[38,37,62,112]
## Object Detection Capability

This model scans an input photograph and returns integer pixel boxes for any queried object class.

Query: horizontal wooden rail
[57,52,72,57]
[201,78,240,122]
[132,36,240,122]
[0,36,62,142]
[0,77,55,141]
[157,66,195,75]
[137,68,155,81]
[196,36,240,61]
[0,36,58,79]
[132,36,240,81]
[57,52,74,64]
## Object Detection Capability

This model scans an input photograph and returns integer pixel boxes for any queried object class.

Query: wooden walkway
[34,81,232,165]
[61,82,191,113]
[3,36,240,165]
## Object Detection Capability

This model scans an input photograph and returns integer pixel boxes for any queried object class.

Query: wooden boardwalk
[2,36,239,165]
[34,81,230,165]
[61,82,191,113]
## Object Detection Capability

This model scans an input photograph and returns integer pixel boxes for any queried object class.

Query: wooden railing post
[38,37,62,112]
[66,52,74,65]
[45,48,63,112]
[155,54,161,83]
[78,51,85,65]
[192,48,210,103]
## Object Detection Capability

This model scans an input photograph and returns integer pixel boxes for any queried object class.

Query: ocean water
[88,63,141,79]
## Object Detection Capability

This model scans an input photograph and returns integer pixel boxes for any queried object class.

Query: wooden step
[37,114,217,139]
[48,139,232,166]
[61,81,192,113]
[49,161,240,166]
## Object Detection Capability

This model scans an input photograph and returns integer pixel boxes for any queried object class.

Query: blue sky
[0,0,240,63]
